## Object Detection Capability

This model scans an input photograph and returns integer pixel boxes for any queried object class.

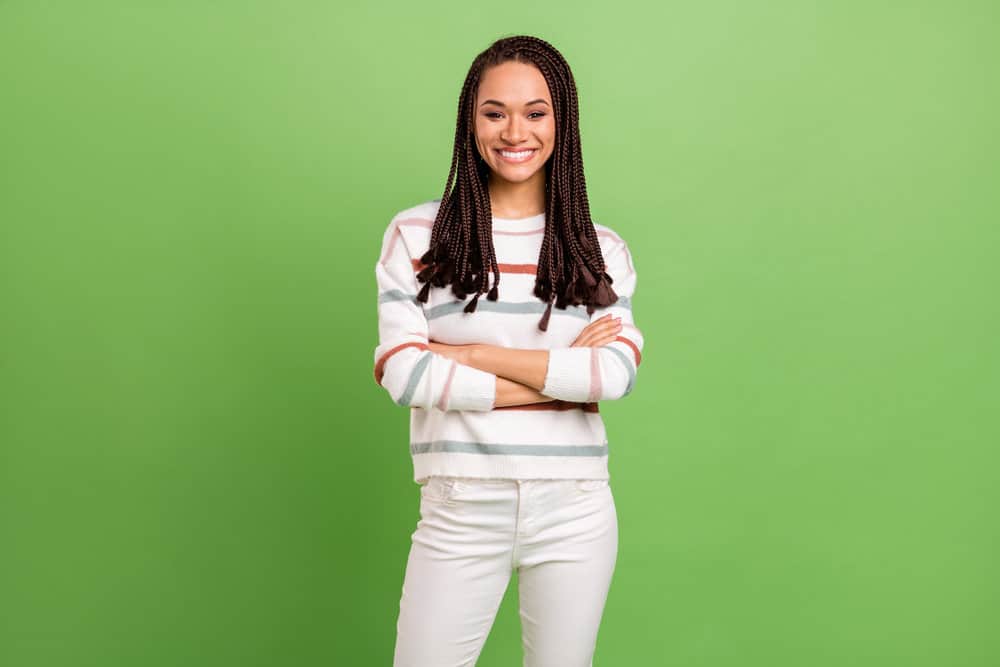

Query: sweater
[373,199,644,483]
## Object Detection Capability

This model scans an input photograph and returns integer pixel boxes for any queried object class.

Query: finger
[600,322,623,341]
[595,317,622,334]
[583,314,612,329]
[575,315,619,345]
[581,315,615,336]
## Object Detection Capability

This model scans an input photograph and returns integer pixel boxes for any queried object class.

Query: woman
[373,34,644,666]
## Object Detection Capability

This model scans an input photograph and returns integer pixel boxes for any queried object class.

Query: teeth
[500,149,534,159]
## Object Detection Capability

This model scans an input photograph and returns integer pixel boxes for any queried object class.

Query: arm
[428,312,626,392]
[540,238,644,401]
[373,215,497,411]
[426,341,556,407]
[494,376,558,408]
[468,346,549,390]
[431,237,642,402]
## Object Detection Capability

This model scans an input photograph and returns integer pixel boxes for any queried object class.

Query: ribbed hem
[447,365,496,411]
[412,451,609,484]
[541,347,592,402]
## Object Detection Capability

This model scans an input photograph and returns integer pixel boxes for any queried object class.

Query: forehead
[476,61,552,105]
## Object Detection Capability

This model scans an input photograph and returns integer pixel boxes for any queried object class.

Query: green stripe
[378,292,631,321]
[427,299,589,321]
[605,346,636,396]
[604,295,631,311]
[397,351,431,406]
[411,440,608,457]
[594,296,632,313]
[378,289,420,306]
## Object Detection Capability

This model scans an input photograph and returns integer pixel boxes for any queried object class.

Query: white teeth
[500,149,535,159]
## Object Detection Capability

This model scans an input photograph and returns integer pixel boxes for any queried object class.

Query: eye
[483,111,547,120]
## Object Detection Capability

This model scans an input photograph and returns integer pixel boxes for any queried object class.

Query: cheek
[476,118,494,137]
[541,120,556,145]
[473,129,488,157]
[474,123,493,150]
[542,122,556,156]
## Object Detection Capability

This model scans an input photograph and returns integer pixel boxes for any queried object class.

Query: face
[473,61,556,185]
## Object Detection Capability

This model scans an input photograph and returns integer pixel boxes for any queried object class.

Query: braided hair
[414,35,618,331]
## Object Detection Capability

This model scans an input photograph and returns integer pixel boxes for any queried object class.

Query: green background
[2,1,997,665]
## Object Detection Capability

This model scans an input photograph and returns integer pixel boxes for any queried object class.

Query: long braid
[416,35,617,330]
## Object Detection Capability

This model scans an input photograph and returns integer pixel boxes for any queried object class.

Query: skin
[429,61,621,407]
[474,60,555,219]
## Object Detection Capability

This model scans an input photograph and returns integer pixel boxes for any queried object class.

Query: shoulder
[592,220,626,241]
[591,220,636,283]
[387,199,441,228]
[378,199,441,253]
[591,220,632,257]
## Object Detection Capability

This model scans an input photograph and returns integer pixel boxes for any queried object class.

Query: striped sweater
[373,200,644,483]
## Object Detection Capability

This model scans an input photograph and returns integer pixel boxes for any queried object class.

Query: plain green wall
[1,1,997,665]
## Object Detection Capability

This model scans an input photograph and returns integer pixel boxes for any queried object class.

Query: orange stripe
[379,226,401,265]
[411,259,537,274]
[497,263,537,274]
[614,336,642,366]
[374,341,429,385]
[381,220,433,265]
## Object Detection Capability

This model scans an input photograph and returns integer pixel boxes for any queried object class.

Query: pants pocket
[420,476,464,504]
[574,478,610,493]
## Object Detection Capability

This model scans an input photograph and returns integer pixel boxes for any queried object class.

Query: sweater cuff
[448,364,497,411]
[541,347,592,402]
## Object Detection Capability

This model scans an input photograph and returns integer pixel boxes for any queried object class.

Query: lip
[494,147,538,164]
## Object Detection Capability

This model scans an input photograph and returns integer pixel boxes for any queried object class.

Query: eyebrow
[479,99,550,107]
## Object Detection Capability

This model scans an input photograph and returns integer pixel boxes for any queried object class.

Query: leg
[394,478,518,667]
[516,480,619,667]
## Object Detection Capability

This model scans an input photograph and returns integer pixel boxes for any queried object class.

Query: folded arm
[435,237,643,403]
[468,346,549,390]
[373,216,497,411]
[494,375,557,408]
[540,238,643,401]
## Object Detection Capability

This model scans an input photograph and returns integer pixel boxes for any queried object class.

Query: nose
[500,114,527,144]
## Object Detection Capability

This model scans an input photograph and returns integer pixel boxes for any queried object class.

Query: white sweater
[373,200,644,482]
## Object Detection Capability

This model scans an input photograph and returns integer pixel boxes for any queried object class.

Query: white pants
[393,476,619,667]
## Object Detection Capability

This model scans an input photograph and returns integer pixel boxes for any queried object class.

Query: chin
[492,166,544,183]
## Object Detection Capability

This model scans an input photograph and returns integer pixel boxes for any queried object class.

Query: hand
[570,314,622,348]
[427,341,477,365]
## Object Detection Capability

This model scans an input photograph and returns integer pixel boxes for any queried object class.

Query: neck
[487,168,546,219]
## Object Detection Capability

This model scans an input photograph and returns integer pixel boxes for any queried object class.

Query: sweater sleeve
[540,236,644,402]
[373,216,497,411]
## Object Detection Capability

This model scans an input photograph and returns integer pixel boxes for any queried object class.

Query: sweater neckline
[491,212,546,232]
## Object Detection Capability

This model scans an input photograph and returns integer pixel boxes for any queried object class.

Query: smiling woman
[374,34,644,667]
[409,36,619,330]
[474,66,556,185]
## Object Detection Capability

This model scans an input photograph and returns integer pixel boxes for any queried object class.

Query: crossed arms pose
[428,314,622,408]
[374,218,642,412]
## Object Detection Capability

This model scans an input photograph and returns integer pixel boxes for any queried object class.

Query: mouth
[494,148,538,164]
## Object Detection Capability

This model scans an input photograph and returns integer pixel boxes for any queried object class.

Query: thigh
[517,480,618,667]
[394,477,518,667]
